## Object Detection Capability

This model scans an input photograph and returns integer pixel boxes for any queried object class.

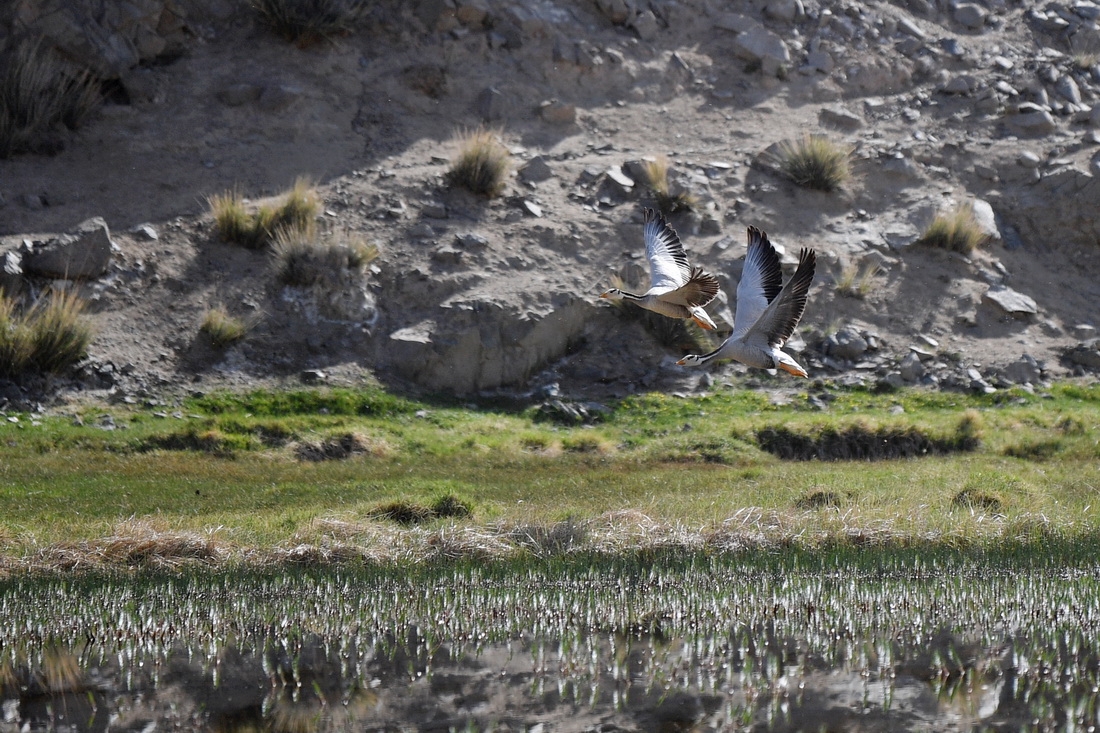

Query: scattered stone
[130,223,158,241]
[983,286,1038,317]
[732,25,791,77]
[519,157,554,183]
[819,106,863,129]
[476,86,506,122]
[455,232,490,249]
[1017,151,1042,168]
[300,369,327,384]
[1008,107,1057,135]
[1063,340,1100,370]
[605,166,635,193]
[1000,355,1042,384]
[521,200,543,217]
[539,100,577,125]
[631,10,660,40]
[969,199,1000,242]
[954,4,988,28]
[765,0,803,23]
[899,352,925,382]
[20,217,115,279]
[824,328,869,361]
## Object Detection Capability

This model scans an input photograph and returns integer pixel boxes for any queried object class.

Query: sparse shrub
[0,38,100,159]
[25,289,93,374]
[562,434,613,454]
[756,418,980,461]
[0,297,32,379]
[251,0,367,45]
[445,127,512,197]
[1003,439,1063,461]
[774,134,852,192]
[796,490,843,509]
[917,203,987,254]
[200,306,251,348]
[641,155,698,214]
[835,261,882,299]
[143,426,248,455]
[431,493,472,519]
[271,222,378,287]
[951,488,1003,512]
[209,178,321,249]
[0,291,92,378]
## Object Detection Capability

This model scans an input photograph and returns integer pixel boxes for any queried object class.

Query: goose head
[676,355,705,367]
[599,288,625,300]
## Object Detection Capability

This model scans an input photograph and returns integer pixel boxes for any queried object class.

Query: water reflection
[0,627,1074,731]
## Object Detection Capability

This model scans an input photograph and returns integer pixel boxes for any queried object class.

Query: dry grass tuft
[271,222,378,287]
[0,290,92,378]
[0,37,100,159]
[200,306,252,348]
[775,134,852,192]
[641,155,698,214]
[917,203,987,253]
[445,127,512,197]
[209,177,321,249]
[835,261,882,299]
[28,519,229,572]
[251,0,367,45]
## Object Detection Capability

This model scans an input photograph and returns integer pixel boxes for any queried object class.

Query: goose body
[600,209,720,330]
[678,226,816,377]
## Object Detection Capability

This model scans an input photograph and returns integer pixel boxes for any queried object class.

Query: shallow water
[2,555,1099,731]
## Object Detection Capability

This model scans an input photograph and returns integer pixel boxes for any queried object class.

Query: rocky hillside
[1,0,1100,405]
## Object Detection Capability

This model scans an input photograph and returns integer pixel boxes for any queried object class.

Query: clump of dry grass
[293,431,390,461]
[29,519,228,572]
[0,290,92,378]
[641,155,698,214]
[209,177,321,249]
[835,261,882,299]
[271,222,379,287]
[367,493,473,526]
[200,306,252,348]
[917,203,987,253]
[445,127,512,197]
[774,134,852,192]
[251,0,367,45]
[0,37,100,159]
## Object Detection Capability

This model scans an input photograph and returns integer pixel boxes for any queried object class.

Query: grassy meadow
[0,380,1097,569]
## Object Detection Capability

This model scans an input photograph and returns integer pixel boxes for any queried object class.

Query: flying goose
[600,208,720,330]
[677,226,816,377]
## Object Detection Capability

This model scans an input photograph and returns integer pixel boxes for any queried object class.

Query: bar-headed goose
[677,226,815,377]
[600,208,720,330]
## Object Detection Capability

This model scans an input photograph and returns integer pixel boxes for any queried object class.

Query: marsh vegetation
[0,382,1098,728]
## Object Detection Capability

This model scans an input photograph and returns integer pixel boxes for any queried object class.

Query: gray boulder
[20,217,115,279]
[983,286,1037,317]
[732,25,791,76]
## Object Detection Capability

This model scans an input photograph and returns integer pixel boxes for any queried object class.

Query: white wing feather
[643,211,691,294]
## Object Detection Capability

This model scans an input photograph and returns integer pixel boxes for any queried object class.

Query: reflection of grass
[0,384,1096,567]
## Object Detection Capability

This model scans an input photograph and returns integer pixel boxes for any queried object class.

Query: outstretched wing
[642,208,692,294]
[744,247,816,349]
[730,227,783,339]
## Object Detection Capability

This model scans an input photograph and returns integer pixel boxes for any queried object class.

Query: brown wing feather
[660,267,720,308]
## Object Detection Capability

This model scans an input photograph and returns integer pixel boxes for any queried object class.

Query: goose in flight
[600,208,720,330]
[678,226,816,377]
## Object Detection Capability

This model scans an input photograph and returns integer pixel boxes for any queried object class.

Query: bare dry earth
[2,0,1100,403]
